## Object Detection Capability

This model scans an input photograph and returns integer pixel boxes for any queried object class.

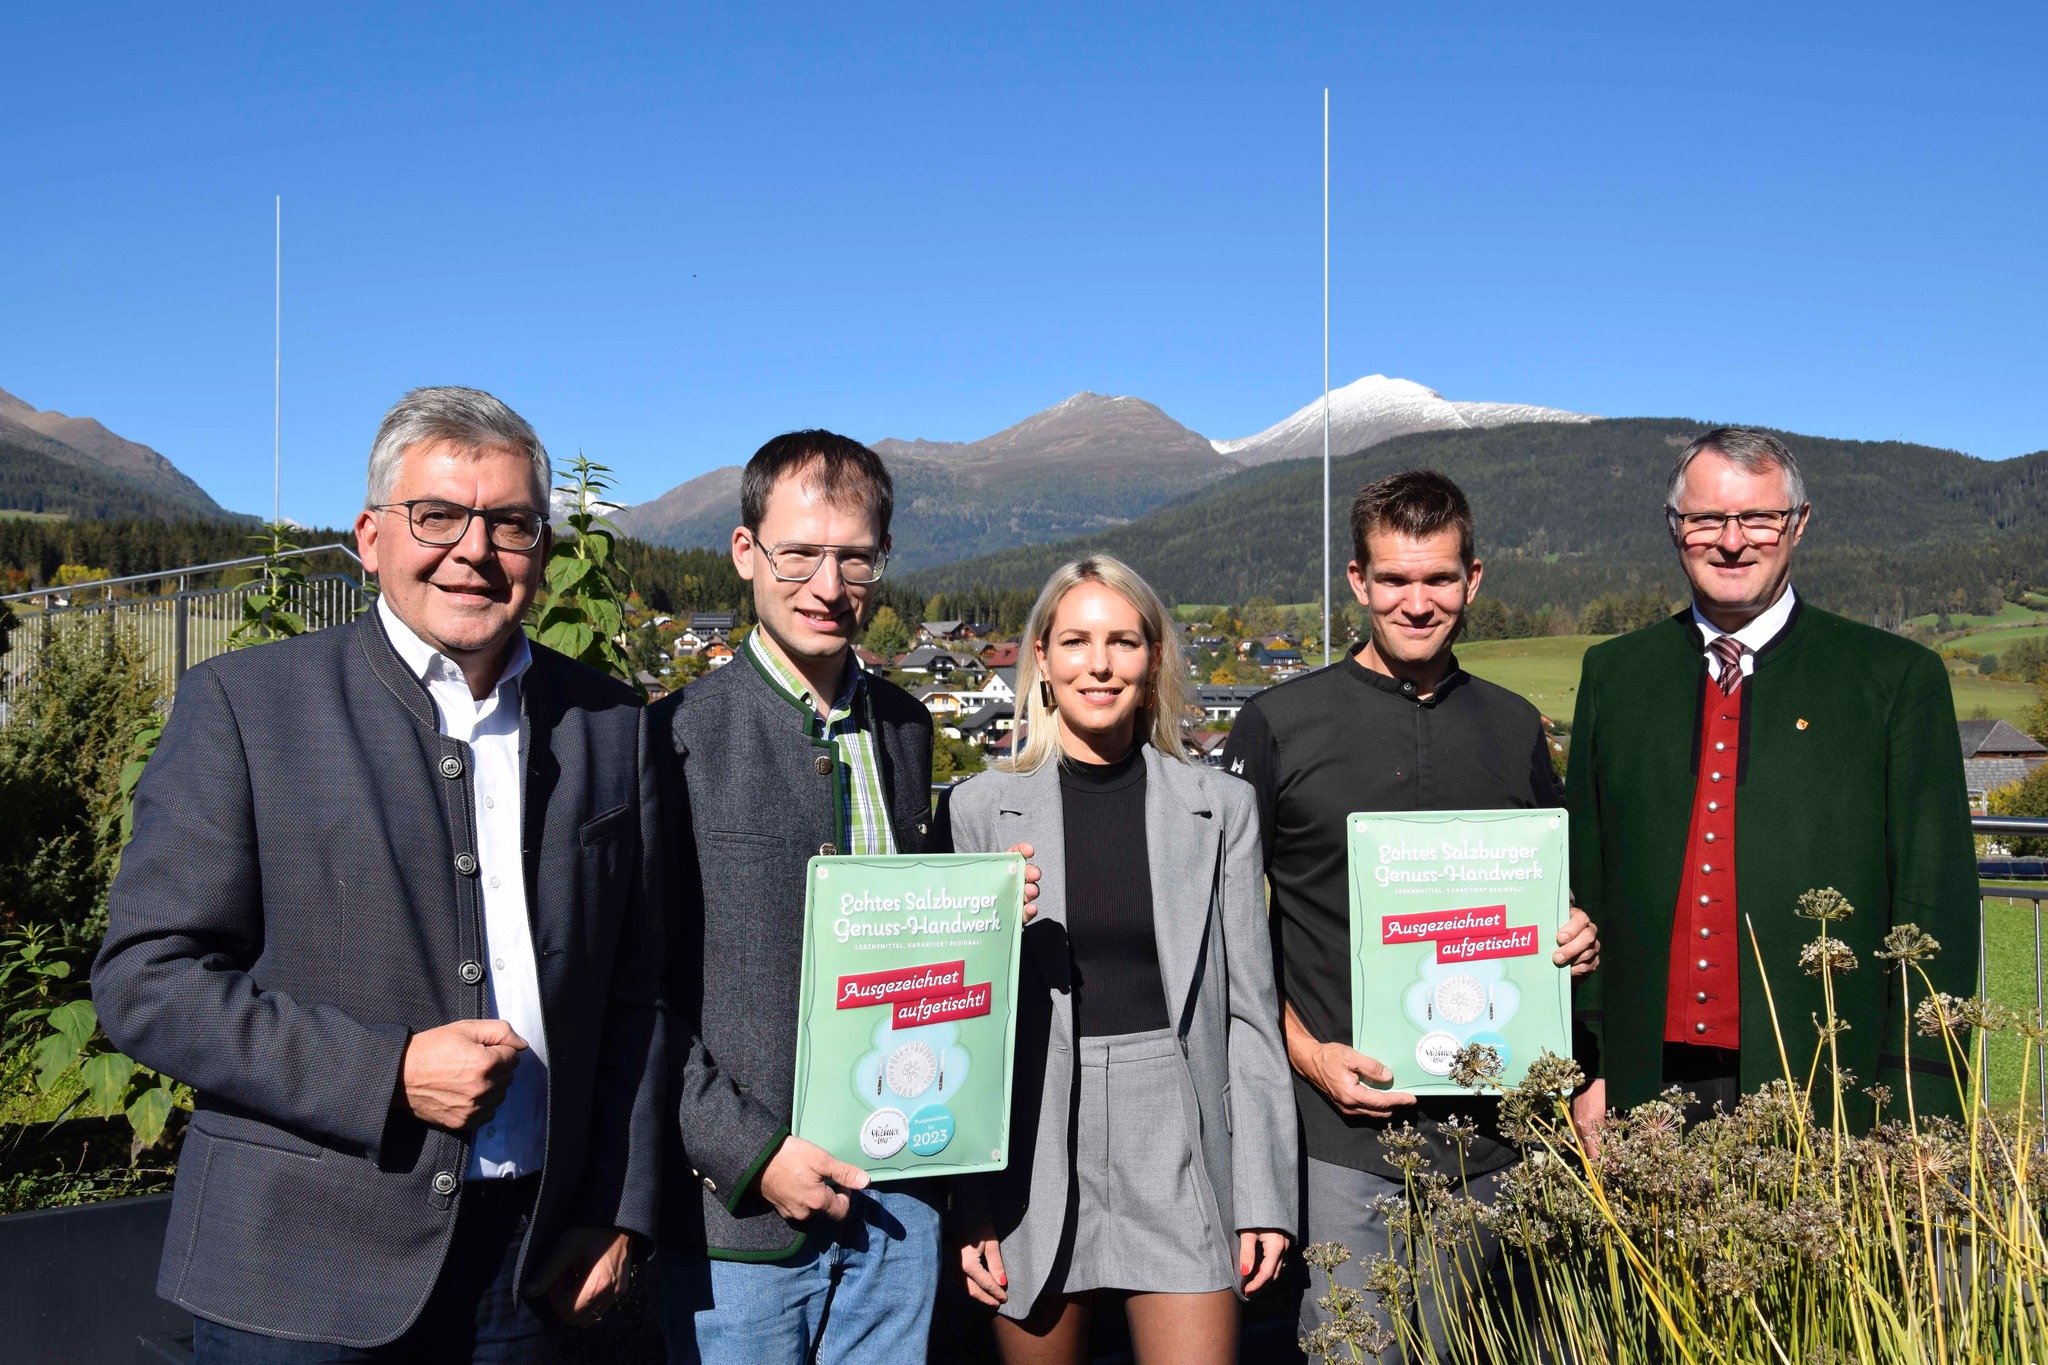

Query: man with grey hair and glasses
[1566,426,1976,1136]
[96,386,664,1360]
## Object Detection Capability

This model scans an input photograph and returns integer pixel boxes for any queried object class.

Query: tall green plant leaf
[80,1050,136,1113]
[126,1083,174,1149]
[33,1033,79,1091]
[47,998,96,1048]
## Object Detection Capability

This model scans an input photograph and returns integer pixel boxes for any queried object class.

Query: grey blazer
[92,614,665,1348]
[944,745,1297,1314]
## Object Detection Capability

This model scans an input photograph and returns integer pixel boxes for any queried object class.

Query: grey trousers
[1296,1157,1522,1364]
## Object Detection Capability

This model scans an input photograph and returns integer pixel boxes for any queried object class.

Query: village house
[955,702,1015,751]
[1961,718,2048,810]
[1193,683,1266,725]
[915,619,968,645]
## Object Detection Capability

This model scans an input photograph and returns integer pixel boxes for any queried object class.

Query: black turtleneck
[1059,744,1170,1038]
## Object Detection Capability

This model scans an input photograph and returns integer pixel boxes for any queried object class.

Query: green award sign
[1347,809,1571,1095]
[792,852,1026,1181]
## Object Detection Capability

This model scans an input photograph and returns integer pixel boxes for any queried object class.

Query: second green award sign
[791,852,1026,1181]
[1347,809,1571,1095]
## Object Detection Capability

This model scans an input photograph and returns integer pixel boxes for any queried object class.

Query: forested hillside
[0,432,246,525]
[908,419,2048,623]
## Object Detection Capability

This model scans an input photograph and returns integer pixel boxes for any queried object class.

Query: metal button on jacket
[818,842,837,856]
[459,960,484,984]
[1694,1022,1708,1035]
[815,754,833,775]
[454,853,477,876]
[439,755,464,779]
[431,1171,459,1195]
[1696,991,1709,1004]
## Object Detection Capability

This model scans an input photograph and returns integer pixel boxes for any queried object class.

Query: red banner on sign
[1436,926,1540,963]
[1382,905,1507,945]
[836,960,967,1010]
[893,983,992,1028]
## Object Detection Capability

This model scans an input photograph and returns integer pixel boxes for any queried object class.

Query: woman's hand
[956,1221,1009,1307]
[1007,842,1041,921]
[1239,1229,1288,1293]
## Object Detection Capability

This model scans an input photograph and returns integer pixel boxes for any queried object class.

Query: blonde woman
[943,556,1295,1364]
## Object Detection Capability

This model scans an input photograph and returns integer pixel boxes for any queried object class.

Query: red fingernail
[1240,1260,1252,1275]
[998,1274,1007,1286]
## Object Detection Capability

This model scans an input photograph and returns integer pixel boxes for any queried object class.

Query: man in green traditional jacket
[1566,427,1978,1130]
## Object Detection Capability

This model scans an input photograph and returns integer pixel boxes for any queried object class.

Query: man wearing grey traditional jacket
[653,430,1034,1364]
[93,387,662,1360]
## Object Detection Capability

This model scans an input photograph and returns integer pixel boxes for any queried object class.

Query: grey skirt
[1058,1027,1236,1297]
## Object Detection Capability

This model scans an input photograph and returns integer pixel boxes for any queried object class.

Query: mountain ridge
[0,386,236,522]
[903,416,2048,625]
[612,377,1594,568]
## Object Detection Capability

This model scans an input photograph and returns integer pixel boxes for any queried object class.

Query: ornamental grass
[1302,890,2048,1364]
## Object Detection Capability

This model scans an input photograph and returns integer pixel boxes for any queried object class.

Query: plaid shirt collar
[744,628,863,728]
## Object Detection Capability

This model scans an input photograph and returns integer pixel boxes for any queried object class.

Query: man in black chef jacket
[1220,469,1600,1358]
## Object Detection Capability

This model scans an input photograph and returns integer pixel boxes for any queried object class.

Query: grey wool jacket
[92,613,665,1348]
[652,648,938,1259]
[944,745,1298,1317]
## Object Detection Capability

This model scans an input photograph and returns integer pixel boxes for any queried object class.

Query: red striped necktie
[1710,634,1747,695]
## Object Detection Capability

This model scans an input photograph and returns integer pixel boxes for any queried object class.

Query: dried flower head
[1799,935,1859,976]
[1794,887,1855,922]
[1449,1042,1505,1090]
[1874,923,1940,963]
[1377,1122,1427,1176]
[1438,1113,1479,1151]
[1301,1241,1353,1274]
[1915,993,1967,1039]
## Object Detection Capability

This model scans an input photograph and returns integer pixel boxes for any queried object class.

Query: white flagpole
[1321,90,1331,668]
[273,195,282,526]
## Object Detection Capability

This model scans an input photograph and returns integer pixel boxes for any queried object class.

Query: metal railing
[1974,822,2039,1129]
[1,546,373,710]
[1974,814,2048,1128]
[0,542,363,609]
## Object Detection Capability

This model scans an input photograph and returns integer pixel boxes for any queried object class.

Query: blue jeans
[192,1176,552,1363]
[657,1187,941,1365]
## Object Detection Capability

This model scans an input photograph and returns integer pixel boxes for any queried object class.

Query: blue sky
[3,3,2043,527]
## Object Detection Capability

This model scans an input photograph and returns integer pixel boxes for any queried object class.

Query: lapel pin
[1796,718,1809,730]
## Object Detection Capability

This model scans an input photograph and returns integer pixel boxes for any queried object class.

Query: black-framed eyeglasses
[760,541,888,585]
[1664,506,1805,546]
[371,499,547,552]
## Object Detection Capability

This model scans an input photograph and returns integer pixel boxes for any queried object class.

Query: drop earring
[1039,680,1056,709]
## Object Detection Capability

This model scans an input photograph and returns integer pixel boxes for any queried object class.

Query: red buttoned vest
[1664,662,1742,1044]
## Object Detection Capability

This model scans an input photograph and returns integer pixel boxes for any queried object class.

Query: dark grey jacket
[93,614,665,1347]
[653,649,936,1259]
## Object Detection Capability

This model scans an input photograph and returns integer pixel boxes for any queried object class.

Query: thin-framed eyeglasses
[1664,506,1805,546]
[371,499,548,551]
[759,541,888,585]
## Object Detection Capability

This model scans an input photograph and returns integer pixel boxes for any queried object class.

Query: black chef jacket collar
[1340,646,1468,706]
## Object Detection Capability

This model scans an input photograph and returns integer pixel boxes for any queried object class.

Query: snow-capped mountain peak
[1213,374,1593,467]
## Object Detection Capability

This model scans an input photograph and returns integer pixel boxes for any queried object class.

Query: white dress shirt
[1690,583,1797,678]
[377,600,549,1179]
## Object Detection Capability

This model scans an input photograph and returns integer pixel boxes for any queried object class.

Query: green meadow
[1460,633,2041,726]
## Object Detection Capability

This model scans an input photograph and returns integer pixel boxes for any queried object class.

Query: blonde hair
[1005,555,1191,774]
